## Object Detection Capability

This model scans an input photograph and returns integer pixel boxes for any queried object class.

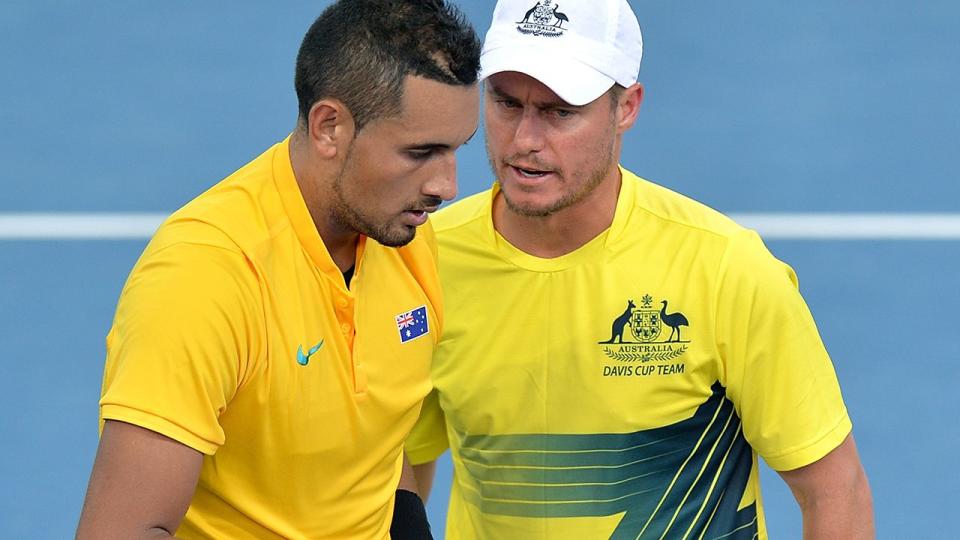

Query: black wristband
[390,489,433,540]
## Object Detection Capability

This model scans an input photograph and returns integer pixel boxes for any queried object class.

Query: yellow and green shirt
[100,137,442,539]
[407,167,850,540]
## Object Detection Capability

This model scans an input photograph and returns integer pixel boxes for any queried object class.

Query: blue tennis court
[2,1,958,537]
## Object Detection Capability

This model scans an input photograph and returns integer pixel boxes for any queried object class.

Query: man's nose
[512,111,546,154]
[423,153,458,202]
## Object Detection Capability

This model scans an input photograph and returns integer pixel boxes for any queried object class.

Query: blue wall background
[2,1,958,537]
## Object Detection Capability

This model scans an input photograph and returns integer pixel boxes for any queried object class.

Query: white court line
[729,213,960,239]
[1,212,960,240]
[0,213,166,239]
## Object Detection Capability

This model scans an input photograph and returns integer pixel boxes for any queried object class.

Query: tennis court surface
[2,1,958,537]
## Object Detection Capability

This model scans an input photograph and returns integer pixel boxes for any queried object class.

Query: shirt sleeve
[715,230,851,471]
[99,241,263,455]
[405,388,450,465]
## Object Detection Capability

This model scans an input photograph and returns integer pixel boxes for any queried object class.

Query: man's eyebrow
[405,142,451,151]
[405,128,478,151]
[486,82,577,109]
[487,83,512,100]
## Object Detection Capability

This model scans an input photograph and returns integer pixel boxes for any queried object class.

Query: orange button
[340,323,352,334]
[336,297,349,308]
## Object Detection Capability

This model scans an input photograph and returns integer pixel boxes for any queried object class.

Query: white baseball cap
[480,0,642,106]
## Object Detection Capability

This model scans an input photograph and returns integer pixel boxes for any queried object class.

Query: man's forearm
[411,460,438,502]
[391,454,433,539]
[798,470,874,539]
[781,435,875,539]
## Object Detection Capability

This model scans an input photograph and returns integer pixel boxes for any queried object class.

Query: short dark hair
[608,84,625,107]
[295,0,481,132]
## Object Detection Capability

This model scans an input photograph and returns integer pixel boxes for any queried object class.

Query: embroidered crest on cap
[515,0,569,37]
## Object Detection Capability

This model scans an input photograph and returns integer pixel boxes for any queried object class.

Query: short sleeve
[715,231,851,471]
[99,241,263,455]
[406,388,450,464]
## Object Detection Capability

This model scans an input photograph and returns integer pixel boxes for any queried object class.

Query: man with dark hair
[76,1,479,538]
[295,0,481,133]
[407,0,874,538]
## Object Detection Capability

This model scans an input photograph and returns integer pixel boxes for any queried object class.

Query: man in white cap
[407,0,874,538]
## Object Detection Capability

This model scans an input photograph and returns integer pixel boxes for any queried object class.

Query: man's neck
[492,168,622,259]
[315,215,361,272]
[289,132,359,272]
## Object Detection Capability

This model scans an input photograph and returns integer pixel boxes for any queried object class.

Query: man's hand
[76,420,203,540]
[778,433,875,539]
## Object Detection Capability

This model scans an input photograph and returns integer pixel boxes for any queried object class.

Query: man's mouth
[404,210,427,221]
[510,163,553,179]
[401,202,442,224]
[517,167,545,177]
[406,204,440,215]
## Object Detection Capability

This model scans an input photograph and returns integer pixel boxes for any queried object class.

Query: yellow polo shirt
[100,137,442,539]
[408,168,850,539]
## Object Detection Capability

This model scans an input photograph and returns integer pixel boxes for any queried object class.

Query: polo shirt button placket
[338,319,364,394]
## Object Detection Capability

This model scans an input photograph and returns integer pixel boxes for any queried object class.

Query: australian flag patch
[395,305,429,343]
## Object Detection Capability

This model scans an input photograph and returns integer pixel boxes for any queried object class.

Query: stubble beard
[487,128,617,218]
[331,148,417,248]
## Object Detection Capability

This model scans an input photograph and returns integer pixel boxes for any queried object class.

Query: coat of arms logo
[598,294,691,363]
[516,1,569,37]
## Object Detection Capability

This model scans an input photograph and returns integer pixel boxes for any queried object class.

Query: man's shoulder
[154,145,284,255]
[622,168,748,242]
[622,169,786,279]
[432,188,492,236]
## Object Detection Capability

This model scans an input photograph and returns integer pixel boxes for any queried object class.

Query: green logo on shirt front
[296,339,324,366]
[598,294,690,375]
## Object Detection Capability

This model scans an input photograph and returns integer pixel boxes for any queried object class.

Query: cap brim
[480,45,615,106]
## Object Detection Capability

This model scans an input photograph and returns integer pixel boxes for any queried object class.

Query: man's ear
[306,99,355,159]
[616,83,644,133]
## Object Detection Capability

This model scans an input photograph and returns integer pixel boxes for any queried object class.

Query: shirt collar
[272,135,365,289]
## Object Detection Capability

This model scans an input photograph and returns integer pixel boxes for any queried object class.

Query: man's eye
[498,100,520,109]
[554,109,574,118]
[408,149,433,160]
